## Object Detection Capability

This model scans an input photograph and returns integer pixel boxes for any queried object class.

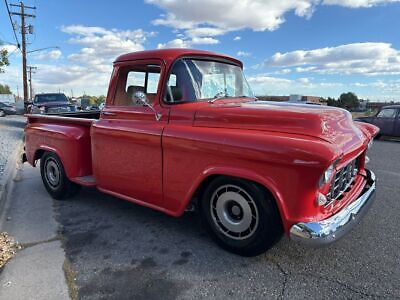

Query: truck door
[374,107,397,136]
[91,60,169,207]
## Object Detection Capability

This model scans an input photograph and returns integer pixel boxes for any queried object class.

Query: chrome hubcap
[210,184,259,240]
[45,159,60,188]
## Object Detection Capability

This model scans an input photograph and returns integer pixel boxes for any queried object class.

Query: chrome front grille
[326,158,359,204]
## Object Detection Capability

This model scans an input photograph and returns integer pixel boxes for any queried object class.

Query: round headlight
[319,164,335,187]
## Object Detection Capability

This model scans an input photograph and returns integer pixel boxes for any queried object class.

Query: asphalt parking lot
[1,139,400,299]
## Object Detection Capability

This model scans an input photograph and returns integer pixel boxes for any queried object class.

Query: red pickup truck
[23,49,379,256]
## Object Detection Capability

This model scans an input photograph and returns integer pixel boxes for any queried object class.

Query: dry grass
[351,111,377,119]
[0,232,20,268]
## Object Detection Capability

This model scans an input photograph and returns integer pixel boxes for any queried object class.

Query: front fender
[354,121,380,139]
[178,166,287,222]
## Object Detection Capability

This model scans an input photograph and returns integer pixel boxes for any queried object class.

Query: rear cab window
[113,64,161,107]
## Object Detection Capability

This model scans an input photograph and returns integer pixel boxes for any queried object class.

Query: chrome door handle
[102,111,116,116]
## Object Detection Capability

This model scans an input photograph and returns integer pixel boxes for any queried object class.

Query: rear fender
[25,124,92,178]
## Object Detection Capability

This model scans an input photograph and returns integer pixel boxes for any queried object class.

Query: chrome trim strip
[290,170,376,246]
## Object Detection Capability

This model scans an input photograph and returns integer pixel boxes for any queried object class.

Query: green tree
[0,49,9,73]
[0,84,11,94]
[339,92,359,110]
[96,95,106,105]
[326,97,338,107]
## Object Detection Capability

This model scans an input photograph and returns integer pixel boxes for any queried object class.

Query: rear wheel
[0,110,5,117]
[40,152,81,200]
[200,177,283,257]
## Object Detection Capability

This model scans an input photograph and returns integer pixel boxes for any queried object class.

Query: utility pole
[9,1,36,112]
[27,65,37,101]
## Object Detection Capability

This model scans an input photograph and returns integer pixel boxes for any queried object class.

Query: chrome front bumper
[290,170,376,246]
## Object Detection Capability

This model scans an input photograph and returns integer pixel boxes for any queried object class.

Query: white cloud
[234,36,242,41]
[0,25,157,96]
[185,27,227,37]
[247,74,346,96]
[157,38,190,49]
[237,51,252,57]
[191,37,219,45]
[26,25,157,94]
[147,0,317,32]
[31,49,62,61]
[264,42,400,75]
[61,25,154,69]
[157,36,219,49]
[147,0,400,36]
[0,44,18,53]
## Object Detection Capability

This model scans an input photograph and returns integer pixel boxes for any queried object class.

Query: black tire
[200,177,283,257]
[40,152,81,200]
[0,110,5,117]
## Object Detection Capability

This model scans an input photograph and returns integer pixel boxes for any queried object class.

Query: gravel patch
[0,116,26,180]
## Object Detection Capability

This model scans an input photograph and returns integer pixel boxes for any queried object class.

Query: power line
[3,0,21,49]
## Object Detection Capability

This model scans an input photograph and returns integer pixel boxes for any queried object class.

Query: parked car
[355,105,400,137]
[0,101,17,117]
[28,93,76,114]
[23,49,379,256]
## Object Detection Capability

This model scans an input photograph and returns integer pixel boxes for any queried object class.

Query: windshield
[34,94,68,103]
[165,59,254,103]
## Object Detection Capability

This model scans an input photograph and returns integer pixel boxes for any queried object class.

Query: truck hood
[33,101,70,107]
[194,100,367,152]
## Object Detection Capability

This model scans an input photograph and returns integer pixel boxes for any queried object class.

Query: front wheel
[0,110,5,117]
[200,177,283,256]
[40,152,81,200]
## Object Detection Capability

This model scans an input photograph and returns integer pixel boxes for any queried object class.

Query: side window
[113,65,161,107]
[147,73,161,94]
[127,71,145,89]
[377,108,397,118]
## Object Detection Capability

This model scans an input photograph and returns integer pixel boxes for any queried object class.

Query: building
[366,101,400,111]
[256,94,326,105]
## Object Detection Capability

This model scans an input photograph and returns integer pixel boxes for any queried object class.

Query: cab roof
[382,104,400,109]
[114,48,243,68]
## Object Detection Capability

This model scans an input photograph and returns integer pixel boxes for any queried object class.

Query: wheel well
[34,149,46,164]
[193,175,279,212]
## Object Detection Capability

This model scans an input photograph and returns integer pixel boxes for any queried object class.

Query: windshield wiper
[208,91,229,103]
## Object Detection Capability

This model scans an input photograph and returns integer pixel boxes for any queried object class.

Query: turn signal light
[316,192,328,206]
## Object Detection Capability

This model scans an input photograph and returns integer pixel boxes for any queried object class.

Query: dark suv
[29,93,76,114]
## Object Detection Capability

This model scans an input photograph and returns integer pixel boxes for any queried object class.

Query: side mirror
[133,91,162,121]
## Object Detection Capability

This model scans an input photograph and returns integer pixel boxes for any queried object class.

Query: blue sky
[1,0,400,101]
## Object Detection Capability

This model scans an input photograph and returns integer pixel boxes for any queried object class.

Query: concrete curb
[0,141,24,227]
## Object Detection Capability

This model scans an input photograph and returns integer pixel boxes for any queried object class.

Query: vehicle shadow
[53,181,399,299]
[0,116,27,129]
[377,136,400,143]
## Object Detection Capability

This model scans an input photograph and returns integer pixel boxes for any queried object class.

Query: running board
[71,175,96,187]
